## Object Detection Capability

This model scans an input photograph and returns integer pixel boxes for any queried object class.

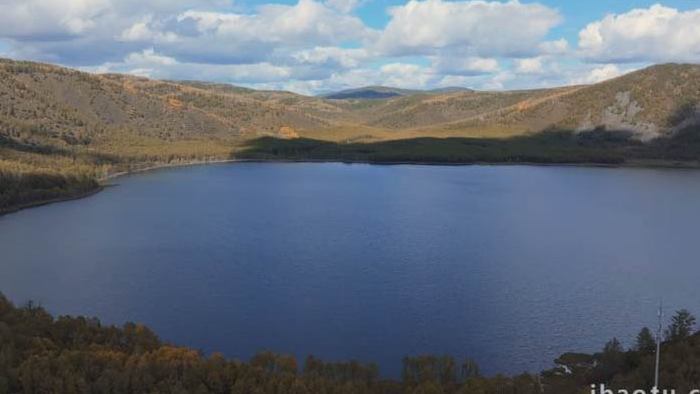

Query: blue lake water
[1,163,700,377]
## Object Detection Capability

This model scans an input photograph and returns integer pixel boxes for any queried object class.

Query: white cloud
[431,56,499,76]
[481,71,514,90]
[570,64,627,85]
[124,48,177,66]
[324,0,362,13]
[119,19,154,42]
[252,62,441,93]
[89,49,293,83]
[514,57,544,75]
[538,39,569,55]
[139,0,376,66]
[376,0,561,57]
[118,17,179,43]
[0,0,373,67]
[0,0,112,39]
[578,4,700,63]
[0,0,227,40]
[292,47,368,69]
[378,63,435,89]
[177,0,372,47]
[0,0,683,95]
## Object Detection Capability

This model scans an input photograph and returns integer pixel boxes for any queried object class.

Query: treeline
[0,293,541,394]
[3,291,700,393]
[0,132,233,214]
[0,169,99,213]
[546,309,700,393]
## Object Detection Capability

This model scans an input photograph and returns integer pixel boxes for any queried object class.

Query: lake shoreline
[2,156,699,217]
[99,157,700,183]
[0,186,105,217]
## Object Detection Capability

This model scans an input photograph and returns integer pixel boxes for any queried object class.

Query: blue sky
[0,0,699,94]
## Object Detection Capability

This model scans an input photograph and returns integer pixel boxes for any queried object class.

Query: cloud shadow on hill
[233,129,680,166]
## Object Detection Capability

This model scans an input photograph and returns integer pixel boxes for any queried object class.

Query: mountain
[322,86,419,100]
[322,85,473,100]
[1,58,699,212]
[428,86,475,94]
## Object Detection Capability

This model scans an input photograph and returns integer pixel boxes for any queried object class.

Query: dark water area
[2,163,700,377]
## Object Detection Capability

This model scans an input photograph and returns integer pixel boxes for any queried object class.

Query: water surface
[1,163,699,376]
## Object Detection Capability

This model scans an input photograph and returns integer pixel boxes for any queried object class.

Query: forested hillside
[0,293,540,394]
[2,292,700,393]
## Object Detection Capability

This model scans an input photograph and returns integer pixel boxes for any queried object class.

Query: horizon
[0,0,699,95]
[2,54,693,99]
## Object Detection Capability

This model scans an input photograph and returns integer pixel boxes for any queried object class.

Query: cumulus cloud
[0,0,226,40]
[0,0,112,39]
[248,61,443,93]
[0,0,373,66]
[0,0,686,94]
[128,0,374,66]
[0,0,229,65]
[292,47,368,69]
[324,0,362,13]
[480,71,515,90]
[176,1,372,48]
[378,63,435,89]
[118,17,179,43]
[431,56,499,76]
[578,4,700,63]
[514,58,544,75]
[569,64,628,85]
[376,0,562,57]
[89,49,293,83]
[538,39,569,55]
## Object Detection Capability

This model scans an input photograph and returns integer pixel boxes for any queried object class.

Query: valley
[1,58,700,213]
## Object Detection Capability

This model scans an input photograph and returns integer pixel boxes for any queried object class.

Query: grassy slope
[1,59,700,212]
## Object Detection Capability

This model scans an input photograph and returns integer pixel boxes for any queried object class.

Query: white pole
[654,300,663,390]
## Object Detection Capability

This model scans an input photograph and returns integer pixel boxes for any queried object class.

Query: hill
[1,58,699,213]
[323,86,415,100]
[322,86,473,100]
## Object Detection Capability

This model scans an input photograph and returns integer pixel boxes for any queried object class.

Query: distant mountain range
[1,58,699,212]
[321,86,473,100]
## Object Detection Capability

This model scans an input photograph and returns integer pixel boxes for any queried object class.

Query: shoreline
[230,157,700,169]
[101,157,700,184]
[0,186,105,217]
[3,157,699,218]
[99,158,243,182]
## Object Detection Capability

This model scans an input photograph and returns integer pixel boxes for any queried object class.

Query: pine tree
[635,327,656,353]
[665,309,696,341]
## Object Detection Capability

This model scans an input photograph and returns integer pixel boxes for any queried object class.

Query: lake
[1,162,700,377]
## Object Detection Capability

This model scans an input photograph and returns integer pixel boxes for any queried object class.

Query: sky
[0,0,699,95]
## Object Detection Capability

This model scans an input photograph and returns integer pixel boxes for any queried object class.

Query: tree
[664,309,696,342]
[635,327,656,353]
[603,338,624,354]
[461,359,480,381]
[595,338,625,382]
